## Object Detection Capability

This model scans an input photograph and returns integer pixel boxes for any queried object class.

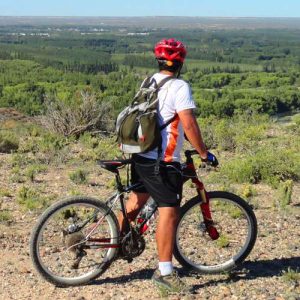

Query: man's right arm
[177,109,208,160]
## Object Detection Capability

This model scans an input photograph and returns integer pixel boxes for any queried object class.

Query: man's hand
[201,151,219,167]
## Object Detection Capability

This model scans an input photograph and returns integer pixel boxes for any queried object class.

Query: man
[118,38,217,294]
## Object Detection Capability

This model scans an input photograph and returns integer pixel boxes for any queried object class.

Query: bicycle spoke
[36,203,115,280]
[176,194,256,272]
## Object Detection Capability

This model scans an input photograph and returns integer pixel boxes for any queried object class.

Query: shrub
[281,267,300,284]
[0,210,12,222]
[78,134,119,161]
[1,82,46,115]
[25,164,48,182]
[67,188,82,196]
[79,132,99,149]
[15,123,67,155]
[0,131,19,153]
[92,137,120,160]
[69,169,88,184]
[35,132,67,153]
[219,147,299,186]
[278,180,293,208]
[234,123,267,153]
[291,113,300,126]
[198,115,219,149]
[28,124,43,137]
[11,153,28,168]
[239,184,259,208]
[10,166,25,183]
[17,186,49,211]
[216,234,230,248]
[240,184,257,200]
[21,131,70,164]
[287,114,300,135]
[214,118,236,151]
[198,113,268,152]
[0,188,12,197]
[42,92,114,137]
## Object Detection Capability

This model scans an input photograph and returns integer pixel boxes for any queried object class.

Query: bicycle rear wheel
[174,191,257,274]
[30,196,119,286]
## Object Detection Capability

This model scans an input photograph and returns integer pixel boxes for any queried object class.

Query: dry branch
[41,92,114,137]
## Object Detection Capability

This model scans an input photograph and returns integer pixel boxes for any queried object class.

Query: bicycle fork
[189,168,220,240]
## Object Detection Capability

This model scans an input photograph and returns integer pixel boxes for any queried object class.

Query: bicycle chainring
[121,229,145,260]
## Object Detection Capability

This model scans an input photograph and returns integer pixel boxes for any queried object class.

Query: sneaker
[152,269,193,295]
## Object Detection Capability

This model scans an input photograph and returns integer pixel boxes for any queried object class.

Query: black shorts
[131,154,183,207]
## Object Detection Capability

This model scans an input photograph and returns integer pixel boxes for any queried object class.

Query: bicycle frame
[183,151,219,240]
[83,150,219,249]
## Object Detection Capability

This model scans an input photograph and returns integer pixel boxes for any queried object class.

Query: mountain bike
[30,150,257,287]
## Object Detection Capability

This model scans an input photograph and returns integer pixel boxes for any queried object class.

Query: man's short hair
[157,59,182,73]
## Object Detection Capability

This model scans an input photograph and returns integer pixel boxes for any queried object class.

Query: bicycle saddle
[98,159,132,173]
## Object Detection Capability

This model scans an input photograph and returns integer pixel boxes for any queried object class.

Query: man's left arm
[177,109,208,160]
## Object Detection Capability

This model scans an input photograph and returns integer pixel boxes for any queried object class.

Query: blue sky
[0,0,300,17]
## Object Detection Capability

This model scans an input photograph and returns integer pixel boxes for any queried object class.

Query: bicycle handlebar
[185,149,218,168]
[184,149,199,157]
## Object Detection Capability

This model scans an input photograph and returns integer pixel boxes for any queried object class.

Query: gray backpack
[116,76,176,154]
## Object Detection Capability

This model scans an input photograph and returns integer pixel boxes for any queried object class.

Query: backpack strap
[159,113,178,131]
[157,76,177,130]
[141,76,154,88]
[142,75,174,90]
[153,76,177,174]
[155,75,175,90]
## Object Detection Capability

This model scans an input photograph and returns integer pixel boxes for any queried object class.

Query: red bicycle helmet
[154,38,187,63]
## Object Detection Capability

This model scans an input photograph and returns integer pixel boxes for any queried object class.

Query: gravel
[0,152,299,300]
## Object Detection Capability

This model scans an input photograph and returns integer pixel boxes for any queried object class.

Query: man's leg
[152,205,191,293]
[156,206,179,274]
[118,191,149,233]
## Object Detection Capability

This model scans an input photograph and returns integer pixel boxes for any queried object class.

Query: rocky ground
[0,148,299,300]
[0,109,299,300]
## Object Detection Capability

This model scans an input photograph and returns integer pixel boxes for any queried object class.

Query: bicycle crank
[121,229,145,261]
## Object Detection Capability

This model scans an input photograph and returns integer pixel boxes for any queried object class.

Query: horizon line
[1,15,300,19]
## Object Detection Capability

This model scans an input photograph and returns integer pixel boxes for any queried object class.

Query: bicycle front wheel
[174,191,257,274]
[30,196,119,286]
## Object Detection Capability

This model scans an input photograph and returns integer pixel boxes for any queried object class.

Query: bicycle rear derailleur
[64,231,87,269]
[120,229,145,262]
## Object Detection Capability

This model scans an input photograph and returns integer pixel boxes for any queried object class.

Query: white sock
[159,261,173,276]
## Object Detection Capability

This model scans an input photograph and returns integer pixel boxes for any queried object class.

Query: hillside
[0,110,299,299]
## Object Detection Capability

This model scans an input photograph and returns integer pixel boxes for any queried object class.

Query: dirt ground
[0,150,300,300]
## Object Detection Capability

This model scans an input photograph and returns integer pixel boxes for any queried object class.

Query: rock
[19,265,31,274]
[219,286,232,297]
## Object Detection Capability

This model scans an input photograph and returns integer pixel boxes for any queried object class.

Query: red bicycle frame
[184,160,219,240]
[86,150,219,249]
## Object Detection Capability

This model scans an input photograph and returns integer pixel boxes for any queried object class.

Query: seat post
[115,171,123,192]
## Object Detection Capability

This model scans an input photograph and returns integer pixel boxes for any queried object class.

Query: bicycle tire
[30,196,119,286]
[174,191,257,274]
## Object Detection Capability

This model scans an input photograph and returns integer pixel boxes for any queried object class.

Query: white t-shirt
[140,72,196,162]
